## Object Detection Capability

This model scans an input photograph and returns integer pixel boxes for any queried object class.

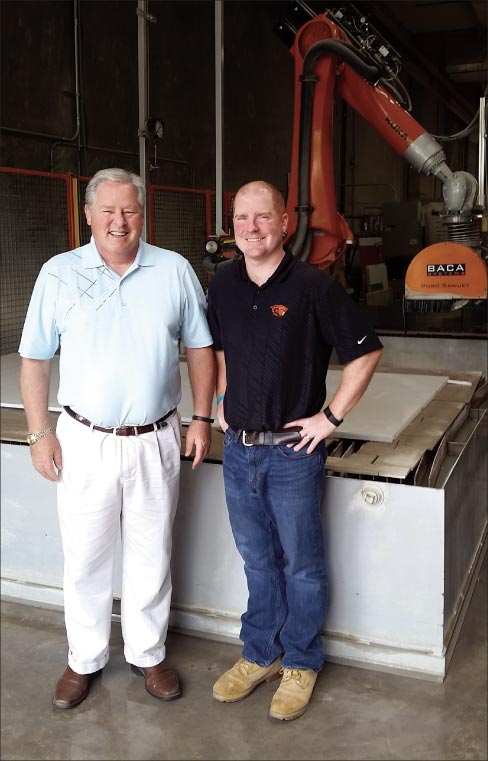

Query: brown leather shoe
[52,666,100,709]
[131,662,181,700]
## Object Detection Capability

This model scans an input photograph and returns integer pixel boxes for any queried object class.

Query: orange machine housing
[405,242,488,301]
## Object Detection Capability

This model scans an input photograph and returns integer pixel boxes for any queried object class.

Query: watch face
[27,429,50,444]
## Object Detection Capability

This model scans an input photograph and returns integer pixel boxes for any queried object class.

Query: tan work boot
[269,668,318,720]
[213,657,281,702]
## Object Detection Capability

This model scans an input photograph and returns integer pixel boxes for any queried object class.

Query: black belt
[235,426,303,447]
[63,406,176,436]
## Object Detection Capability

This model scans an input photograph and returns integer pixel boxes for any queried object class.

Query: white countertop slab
[324,370,447,442]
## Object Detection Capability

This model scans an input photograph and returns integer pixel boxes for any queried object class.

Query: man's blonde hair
[234,181,286,215]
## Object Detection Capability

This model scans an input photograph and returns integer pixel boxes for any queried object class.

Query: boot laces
[236,658,251,673]
[280,667,303,683]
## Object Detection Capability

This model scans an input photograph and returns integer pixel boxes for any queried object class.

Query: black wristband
[323,405,343,427]
[192,415,214,424]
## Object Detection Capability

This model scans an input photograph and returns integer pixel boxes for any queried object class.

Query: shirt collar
[81,236,155,269]
[236,247,296,286]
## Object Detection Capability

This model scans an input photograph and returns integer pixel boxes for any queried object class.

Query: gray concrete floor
[1,555,487,761]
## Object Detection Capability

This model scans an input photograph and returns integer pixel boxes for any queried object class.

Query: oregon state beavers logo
[270,304,288,317]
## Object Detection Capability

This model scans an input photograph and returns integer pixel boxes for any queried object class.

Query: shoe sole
[131,664,181,700]
[213,669,281,703]
[269,704,310,721]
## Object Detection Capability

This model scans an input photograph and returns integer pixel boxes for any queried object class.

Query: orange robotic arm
[285,9,472,269]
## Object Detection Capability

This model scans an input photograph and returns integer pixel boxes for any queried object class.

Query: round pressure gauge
[205,239,219,255]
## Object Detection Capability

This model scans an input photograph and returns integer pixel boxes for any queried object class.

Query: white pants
[56,409,181,674]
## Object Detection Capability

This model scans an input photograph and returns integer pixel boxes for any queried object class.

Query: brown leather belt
[63,405,176,436]
[239,426,303,447]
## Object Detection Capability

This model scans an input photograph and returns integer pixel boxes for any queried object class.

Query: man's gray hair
[85,168,146,208]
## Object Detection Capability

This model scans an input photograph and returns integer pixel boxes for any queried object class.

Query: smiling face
[233,182,288,265]
[84,181,144,265]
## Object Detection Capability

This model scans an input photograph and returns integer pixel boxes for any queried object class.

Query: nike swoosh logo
[357,336,367,344]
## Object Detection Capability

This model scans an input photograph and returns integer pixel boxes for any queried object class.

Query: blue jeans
[222,428,328,672]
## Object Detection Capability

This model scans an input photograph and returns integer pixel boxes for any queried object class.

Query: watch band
[26,426,53,445]
[323,406,343,427]
[192,415,214,424]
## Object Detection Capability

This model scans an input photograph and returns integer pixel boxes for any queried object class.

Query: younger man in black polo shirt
[207,180,383,721]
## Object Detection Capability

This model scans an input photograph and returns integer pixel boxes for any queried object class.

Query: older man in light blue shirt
[20,237,211,427]
[19,168,216,710]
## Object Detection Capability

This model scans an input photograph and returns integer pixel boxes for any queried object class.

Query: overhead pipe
[50,141,195,187]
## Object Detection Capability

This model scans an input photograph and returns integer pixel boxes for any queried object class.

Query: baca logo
[427,263,466,276]
[270,304,288,317]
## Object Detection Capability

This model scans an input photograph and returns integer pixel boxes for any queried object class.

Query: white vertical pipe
[215,1,225,234]
[478,97,486,210]
[138,0,148,240]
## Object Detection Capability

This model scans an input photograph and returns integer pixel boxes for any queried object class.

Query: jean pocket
[223,428,239,447]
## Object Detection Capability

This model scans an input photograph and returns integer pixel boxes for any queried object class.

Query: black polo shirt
[207,249,383,431]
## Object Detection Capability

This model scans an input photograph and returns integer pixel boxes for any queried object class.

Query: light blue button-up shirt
[19,237,213,427]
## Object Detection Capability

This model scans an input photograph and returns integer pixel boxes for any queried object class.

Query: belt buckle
[242,430,254,447]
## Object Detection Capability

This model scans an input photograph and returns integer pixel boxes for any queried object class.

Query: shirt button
[252,305,258,310]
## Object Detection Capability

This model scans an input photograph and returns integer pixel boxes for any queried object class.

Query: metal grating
[150,187,208,290]
[0,170,71,355]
